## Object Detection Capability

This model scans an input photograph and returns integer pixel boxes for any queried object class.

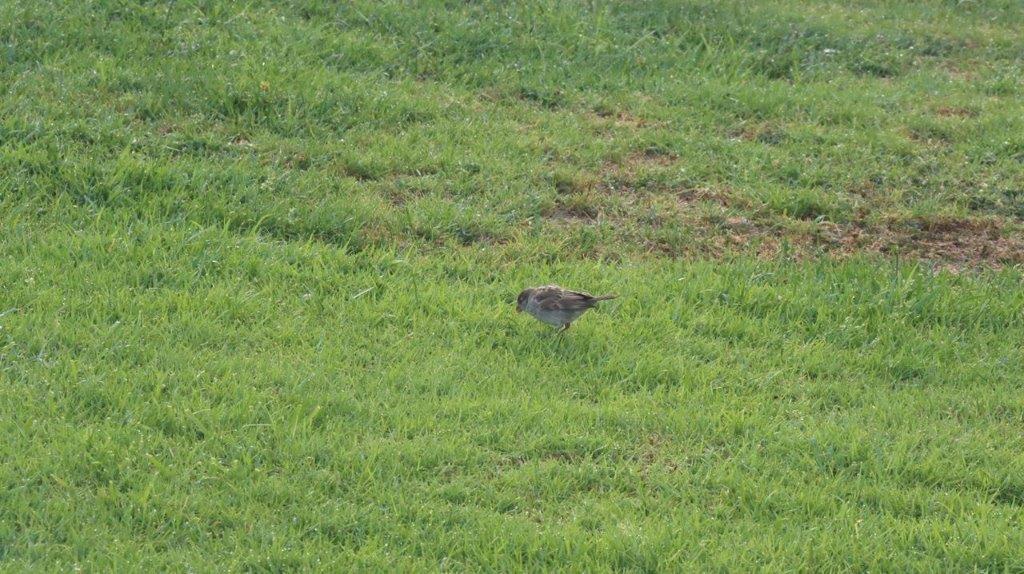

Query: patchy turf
[3,0,1024,266]
[2,0,1024,570]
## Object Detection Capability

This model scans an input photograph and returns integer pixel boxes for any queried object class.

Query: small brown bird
[515,285,617,332]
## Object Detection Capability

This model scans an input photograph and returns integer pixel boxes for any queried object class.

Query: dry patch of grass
[541,152,1024,269]
[819,216,1024,269]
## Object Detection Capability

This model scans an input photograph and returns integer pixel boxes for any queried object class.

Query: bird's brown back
[533,285,614,311]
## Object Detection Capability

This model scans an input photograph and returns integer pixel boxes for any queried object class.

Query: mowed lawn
[2,0,1024,571]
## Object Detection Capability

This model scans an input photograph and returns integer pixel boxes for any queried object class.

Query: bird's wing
[535,287,596,311]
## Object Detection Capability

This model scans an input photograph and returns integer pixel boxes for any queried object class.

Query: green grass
[2,0,1024,570]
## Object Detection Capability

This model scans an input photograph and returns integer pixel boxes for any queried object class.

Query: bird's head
[515,288,533,312]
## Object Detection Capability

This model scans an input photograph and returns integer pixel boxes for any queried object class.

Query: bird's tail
[592,294,618,301]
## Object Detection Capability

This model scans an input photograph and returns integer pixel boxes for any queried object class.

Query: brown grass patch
[591,108,649,129]
[546,194,1023,268]
[633,147,677,166]
[729,122,786,145]
[675,187,740,209]
[814,216,1024,268]
[881,217,1023,265]
[539,154,1021,269]
[593,147,679,188]
[935,106,976,118]
[942,62,977,82]
[547,203,601,222]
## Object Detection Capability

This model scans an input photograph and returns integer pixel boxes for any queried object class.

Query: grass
[2,0,1023,570]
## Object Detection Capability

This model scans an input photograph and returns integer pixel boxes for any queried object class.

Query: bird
[515,285,617,332]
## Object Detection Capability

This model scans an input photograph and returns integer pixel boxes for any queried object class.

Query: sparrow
[515,285,617,332]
